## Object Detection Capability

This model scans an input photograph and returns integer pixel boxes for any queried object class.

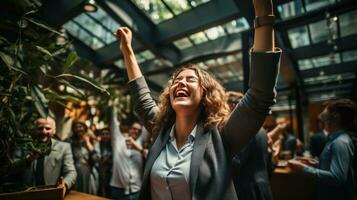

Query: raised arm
[116,27,158,135]
[253,0,275,52]
[222,0,280,158]
[115,27,142,80]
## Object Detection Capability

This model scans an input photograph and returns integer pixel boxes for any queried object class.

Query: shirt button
[165,186,169,190]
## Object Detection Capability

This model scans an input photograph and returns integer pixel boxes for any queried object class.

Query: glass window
[298,58,314,70]
[339,9,357,37]
[304,0,336,12]
[189,0,210,7]
[131,0,173,24]
[309,20,329,44]
[288,26,310,48]
[140,50,155,60]
[163,0,190,15]
[63,21,105,50]
[114,59,124,69]
[312,53,341,67]
[63,6,120,50]
[190,31,209,45]
[174,37,193,49]
[303,73,355,85]
[204,26,226,40]
[146,73,170,86]
[277,0,304,19]
[342,49,357,62]
[224,18,250,34]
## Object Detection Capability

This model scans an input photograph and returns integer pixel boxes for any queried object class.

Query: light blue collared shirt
[150,125,197,200]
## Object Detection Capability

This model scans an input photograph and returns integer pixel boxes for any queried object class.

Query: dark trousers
[111,186,140,200]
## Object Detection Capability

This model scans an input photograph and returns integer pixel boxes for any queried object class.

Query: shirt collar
[328,129,345,141]
[169,124,197,143]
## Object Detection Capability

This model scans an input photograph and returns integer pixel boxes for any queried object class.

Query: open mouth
[175,89,189,98]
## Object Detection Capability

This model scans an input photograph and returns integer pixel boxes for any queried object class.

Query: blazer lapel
[189,124,210,195]
[143,127,171,179]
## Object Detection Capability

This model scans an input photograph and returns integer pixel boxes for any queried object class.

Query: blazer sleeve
[62,142,77,189]
[222,49,281,159]
[128,76,159,134]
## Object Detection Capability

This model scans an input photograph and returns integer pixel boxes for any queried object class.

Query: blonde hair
[152,64,231,134]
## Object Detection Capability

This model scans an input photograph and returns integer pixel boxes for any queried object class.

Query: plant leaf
[0,36,10,45]
[30,85,48,118]
[0,52,14,68]
[24,17,61,35]
[56,74,110,96]
[64,51,78,71]
[57,79,85,97]
[35,45,52,57]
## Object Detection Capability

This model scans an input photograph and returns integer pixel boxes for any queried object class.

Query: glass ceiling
[63,6,120,50]
[277,0,339,20]
[287,9,357,49]
[131,0,210,24]
[196,53,243,85]
[173,17,249,50]
[303,72,356,85]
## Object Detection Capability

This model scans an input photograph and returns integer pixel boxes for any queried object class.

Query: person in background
[227,91,273,200]
[110,108,146,200]
[115,0,280,198]
[71,119,101,195]
[309,120,328,158]
[98,128,113,198]
[13,117,77,198]
[288,99,356,200]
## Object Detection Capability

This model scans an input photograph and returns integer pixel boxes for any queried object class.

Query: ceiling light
[84,0,97,12]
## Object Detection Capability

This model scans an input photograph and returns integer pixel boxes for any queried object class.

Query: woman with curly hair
[116,0,280,199]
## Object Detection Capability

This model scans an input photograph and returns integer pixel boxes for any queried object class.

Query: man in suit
[17,117,77,197]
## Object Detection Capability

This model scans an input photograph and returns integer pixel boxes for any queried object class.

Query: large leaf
[24,17,61,35]
[56,74,110,96]
[30,85,48,118]
[64,51,78,71]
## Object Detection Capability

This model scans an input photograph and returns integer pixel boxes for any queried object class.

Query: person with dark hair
[227,91,273,200]
[115,0,280,199]
[288,99,357,200]
[98,128,113,198]
[309,120,328,158]
[71,120,101,195]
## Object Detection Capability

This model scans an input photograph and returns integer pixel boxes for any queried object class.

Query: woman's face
[169,69,203,113]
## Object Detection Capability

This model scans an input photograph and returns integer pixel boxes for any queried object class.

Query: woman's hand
[115,27,133,55]
[253,0,273,16]
[114,27,143,80]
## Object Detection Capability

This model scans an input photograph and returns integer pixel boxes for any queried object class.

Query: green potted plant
[0,0,109,196]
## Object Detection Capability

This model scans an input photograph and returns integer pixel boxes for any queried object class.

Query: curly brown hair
[152,64,231,134]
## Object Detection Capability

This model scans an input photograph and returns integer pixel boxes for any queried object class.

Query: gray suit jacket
[22,138,77,189]
[128,50,281,200]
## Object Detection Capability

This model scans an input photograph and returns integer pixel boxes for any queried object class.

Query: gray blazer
[128,50,281,200]
[22,138,77,189]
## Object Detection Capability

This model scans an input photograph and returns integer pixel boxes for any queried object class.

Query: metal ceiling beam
[300,60,357,78]
[292,34,357,60]
[42,0,85,27]
[139,33,243,76]
[157,0,240,42]
[305,82,353,94]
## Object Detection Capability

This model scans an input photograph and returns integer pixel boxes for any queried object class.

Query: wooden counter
[65,191,109,200]
[271,165,314,200]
